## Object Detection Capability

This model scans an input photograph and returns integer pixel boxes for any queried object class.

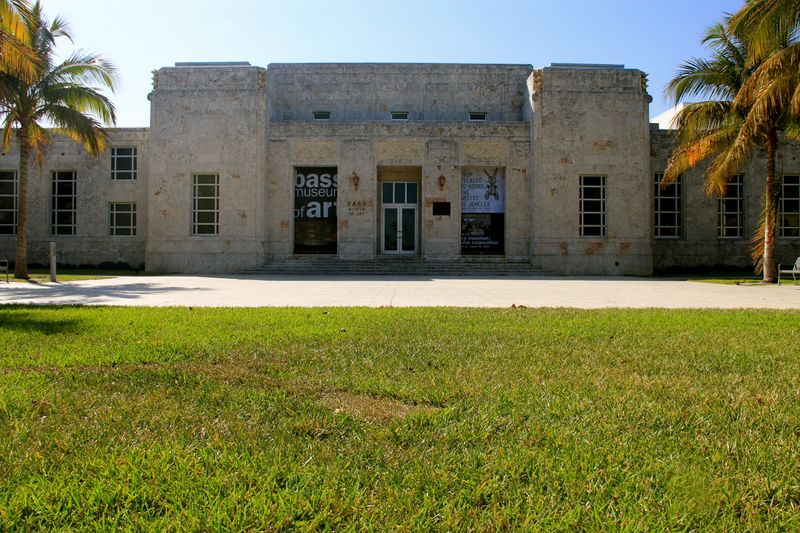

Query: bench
[778,257,800,284]
[0,258,7,283]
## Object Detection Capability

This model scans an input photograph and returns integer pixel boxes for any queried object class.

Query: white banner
[461,167,504,214]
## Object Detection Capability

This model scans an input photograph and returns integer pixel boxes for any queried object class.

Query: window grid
[381,182,418,205]
[51,170,76,235]
[109,202,137,236]
[111,147,137,180]
[579,175,606,237]
[654,173,681,238]
[780,175,800,238]
[312,111,331,121]
[391,111,409,121]
[0,170,17,235]
[192,174,219,235]
[469,112,487,121]
[718,174,744,238]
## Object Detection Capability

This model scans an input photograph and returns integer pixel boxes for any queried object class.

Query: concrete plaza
[1,275,800,308]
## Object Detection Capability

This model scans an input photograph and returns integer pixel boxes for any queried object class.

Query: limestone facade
[0,61,796,275]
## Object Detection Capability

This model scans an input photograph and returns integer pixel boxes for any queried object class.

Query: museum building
[1,61,799,275]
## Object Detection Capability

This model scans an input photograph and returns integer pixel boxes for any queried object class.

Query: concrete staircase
[243,257,548,277]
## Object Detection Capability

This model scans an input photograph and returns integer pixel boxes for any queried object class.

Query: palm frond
[39,84,116,124]
[729,0,800,62]
[47,104,107,155]
[52,51,117,91]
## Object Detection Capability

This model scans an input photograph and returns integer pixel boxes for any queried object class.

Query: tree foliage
[0,1,115,278]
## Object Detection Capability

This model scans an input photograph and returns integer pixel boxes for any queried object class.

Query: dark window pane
[406,183,417,204]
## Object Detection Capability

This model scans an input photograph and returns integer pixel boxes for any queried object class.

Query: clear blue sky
[43,0,742,127]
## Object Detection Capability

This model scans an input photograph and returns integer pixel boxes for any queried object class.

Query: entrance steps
[244,257,548,277]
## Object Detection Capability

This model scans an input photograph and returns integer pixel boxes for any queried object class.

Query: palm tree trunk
[14,127,29,279]
[763,132,778,283]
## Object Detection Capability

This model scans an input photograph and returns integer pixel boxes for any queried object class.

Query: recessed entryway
[378,166,421,255]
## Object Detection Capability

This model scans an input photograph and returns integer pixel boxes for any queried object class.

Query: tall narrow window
[192,174,219,235]
[109,202,137,236]
[718,174,744,238]
[579,175,606,237]
[0,170,16,235]
[654,173,681,238]
[111,147,137,180]
[51,170,76,235]
[780,175,800,238]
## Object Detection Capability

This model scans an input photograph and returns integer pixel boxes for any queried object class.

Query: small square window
[312,111,331,121]
[469,112,487,121]
[111,147,137,180]
[109,202,137,236]
[391,111,408,121]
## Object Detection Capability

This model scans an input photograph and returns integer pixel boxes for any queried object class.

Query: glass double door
[381,182,418,254]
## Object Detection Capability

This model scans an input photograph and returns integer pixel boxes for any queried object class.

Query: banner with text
[294,167,338,254]
[461,167,505,255]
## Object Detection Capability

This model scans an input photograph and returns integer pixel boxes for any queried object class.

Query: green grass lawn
[1,307,799,530]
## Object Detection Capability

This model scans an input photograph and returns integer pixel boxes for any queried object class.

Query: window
[51,170,76,235]
[469,112,486,121]
[718,174,744,238]
[391,111,408,121]
[654,173,681,238]
[192,174,219,235]
[0,171,16,235]
[579,175,606,237]
[109,202,136,236]
[312,111,331,121]
[111,147,137,180]
[780,175,800,238]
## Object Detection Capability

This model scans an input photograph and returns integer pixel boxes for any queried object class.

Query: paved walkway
[1,275,799,308]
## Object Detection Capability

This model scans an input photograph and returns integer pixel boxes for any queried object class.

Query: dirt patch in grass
[318,390,438,422]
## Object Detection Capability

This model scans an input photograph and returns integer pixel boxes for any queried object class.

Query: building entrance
[381,181,418,254]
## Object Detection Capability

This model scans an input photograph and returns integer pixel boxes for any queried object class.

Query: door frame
[380,181,419,255]
[381,204,418,255]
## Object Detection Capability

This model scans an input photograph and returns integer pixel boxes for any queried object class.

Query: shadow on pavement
[0,281,205,305]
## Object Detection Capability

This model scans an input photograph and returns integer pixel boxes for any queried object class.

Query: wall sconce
[438,174,446,191]
[351,171,360,191]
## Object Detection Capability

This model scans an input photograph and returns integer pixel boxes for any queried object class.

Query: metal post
[49,242,56,282]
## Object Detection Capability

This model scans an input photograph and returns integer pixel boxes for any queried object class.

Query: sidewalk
[2,275,800,308]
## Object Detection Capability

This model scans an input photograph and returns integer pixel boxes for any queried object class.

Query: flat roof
[174,61,252,67]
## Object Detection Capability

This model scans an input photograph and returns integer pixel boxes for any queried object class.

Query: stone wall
[267,63,532,123]
[0,129,148,268]
[145,64,268,273]
[532,66,653,275]
[651,129,800,272]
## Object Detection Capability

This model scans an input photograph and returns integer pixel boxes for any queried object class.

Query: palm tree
[0,1,116,279]
[663,22,788,282]
[0,0,37,82]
